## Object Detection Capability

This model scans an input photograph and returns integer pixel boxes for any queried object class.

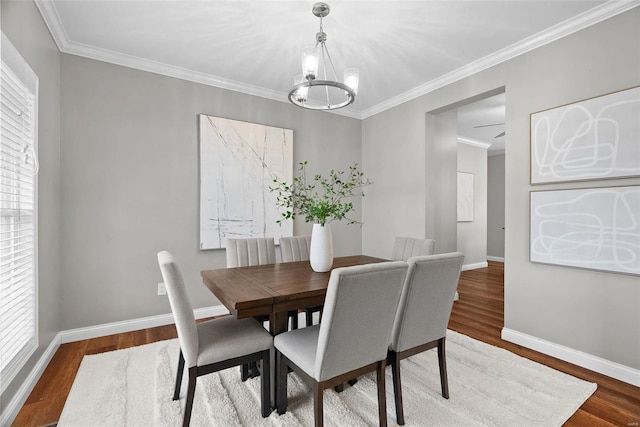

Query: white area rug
[58,329,596,426]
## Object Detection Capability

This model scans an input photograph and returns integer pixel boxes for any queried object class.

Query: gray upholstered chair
[157,251,273,426]
[226,237,298,334]
[226,237,277,267]
[226,237,297,381]
[391,236,436,261]
[279,235,312,263]
[388,252,464,425]
[274,261,409,427]
[279,235,322,327]
[392,236,459,301]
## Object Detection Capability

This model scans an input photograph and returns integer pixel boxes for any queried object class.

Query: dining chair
[391,236,436,261]
[388,252,464,425]
[157,251,273,426]
[274,261,409,427]
[279,235,312,262]
[279,235,322,327]
[226,237,277,267]
[226,237,298,380]
[392,237,459,301]
[226,237,299,332]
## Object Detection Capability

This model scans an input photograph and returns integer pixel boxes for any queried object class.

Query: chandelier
[288,2,359,111]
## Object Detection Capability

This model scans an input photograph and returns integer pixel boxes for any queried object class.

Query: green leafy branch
[270,161,373,226]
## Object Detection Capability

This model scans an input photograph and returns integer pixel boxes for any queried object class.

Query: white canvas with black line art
[199,115,293,249]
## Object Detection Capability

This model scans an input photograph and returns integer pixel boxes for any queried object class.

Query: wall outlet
[157,282,167,295]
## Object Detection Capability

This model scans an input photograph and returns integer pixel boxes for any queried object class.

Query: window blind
[0,32,38,394]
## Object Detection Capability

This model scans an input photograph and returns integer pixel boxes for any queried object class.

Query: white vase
[310,223,333,272]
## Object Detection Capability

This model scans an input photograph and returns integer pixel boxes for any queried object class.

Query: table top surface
[201,255,385,319]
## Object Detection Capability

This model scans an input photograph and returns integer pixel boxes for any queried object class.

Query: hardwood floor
[12,261,640,426]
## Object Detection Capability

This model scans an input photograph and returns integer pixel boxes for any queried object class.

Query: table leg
[269,312,288,409]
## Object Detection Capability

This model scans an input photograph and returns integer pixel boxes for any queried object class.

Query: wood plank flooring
[12,261,640,426]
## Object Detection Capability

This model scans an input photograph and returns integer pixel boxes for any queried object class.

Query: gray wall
[60,54,363,330]
[1,0,62,412]
[363,9,640,370]
[457,143,488,266]
[487,153,505,259]
[429,110,458,253]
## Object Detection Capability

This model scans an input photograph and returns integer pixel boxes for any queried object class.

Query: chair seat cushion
[273,324,320,377]
[197,316,273,366]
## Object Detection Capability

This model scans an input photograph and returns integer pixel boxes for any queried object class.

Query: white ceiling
[36,0,633,128]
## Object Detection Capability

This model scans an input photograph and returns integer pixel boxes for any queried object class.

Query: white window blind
[0,32,38,394]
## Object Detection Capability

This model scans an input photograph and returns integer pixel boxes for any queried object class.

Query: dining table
[200,254,386,336]
[200,254,386,408]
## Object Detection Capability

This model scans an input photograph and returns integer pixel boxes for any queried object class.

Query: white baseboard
[1,305,231,426]
[461,261,489,271]
[1,332,61,427]
[502,328,640,387]
[487,256,505,262]
[60,305,230,343]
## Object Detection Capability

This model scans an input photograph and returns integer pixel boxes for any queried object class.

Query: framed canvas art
[457,172,474,222]
[530,86,640,184]
[199,115,293,249]
[530,186,640,276]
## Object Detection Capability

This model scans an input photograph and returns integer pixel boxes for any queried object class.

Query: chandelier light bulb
[293,74,308,103]
[302,47,319,80]
[343,68,359,95]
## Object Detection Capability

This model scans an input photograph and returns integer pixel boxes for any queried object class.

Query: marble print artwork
[199,115,293,249]
[530,186,640,276]
[530,86,640,184]
[457,172,474,222]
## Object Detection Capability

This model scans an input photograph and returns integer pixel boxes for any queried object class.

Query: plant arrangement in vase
[270,161,372,271]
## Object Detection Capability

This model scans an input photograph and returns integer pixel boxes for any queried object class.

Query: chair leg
[438,337,449,399]
[276,351,288,415]
[376,360,388,427]
[305,310,313,327]
[389,351,405,425]
[173,350,185,400]
[241,364,250,382]
[260,350,271,417]
[313,383,324,427]
[249,361,260,378]
[183,367,197,427]
[290,311,298,330]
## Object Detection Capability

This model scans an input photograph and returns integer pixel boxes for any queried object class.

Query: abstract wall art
[199,115,293,249]
[530,186,640,276]
[457,171,474,222]
[530,86,640,184]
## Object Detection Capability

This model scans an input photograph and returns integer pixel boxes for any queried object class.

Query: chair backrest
[279,235,312,262]
[390,252,464,353]
[392,236,436,261]
[157,251,199,367]
[314,261,409,381]
[226,237,276,267]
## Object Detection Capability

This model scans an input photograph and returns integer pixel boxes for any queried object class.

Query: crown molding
[35,0,638,121]
[360,0,640,119]
[458,137,491,149]
[34,0,69,51]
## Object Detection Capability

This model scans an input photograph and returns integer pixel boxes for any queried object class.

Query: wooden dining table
[201,255,385,336]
